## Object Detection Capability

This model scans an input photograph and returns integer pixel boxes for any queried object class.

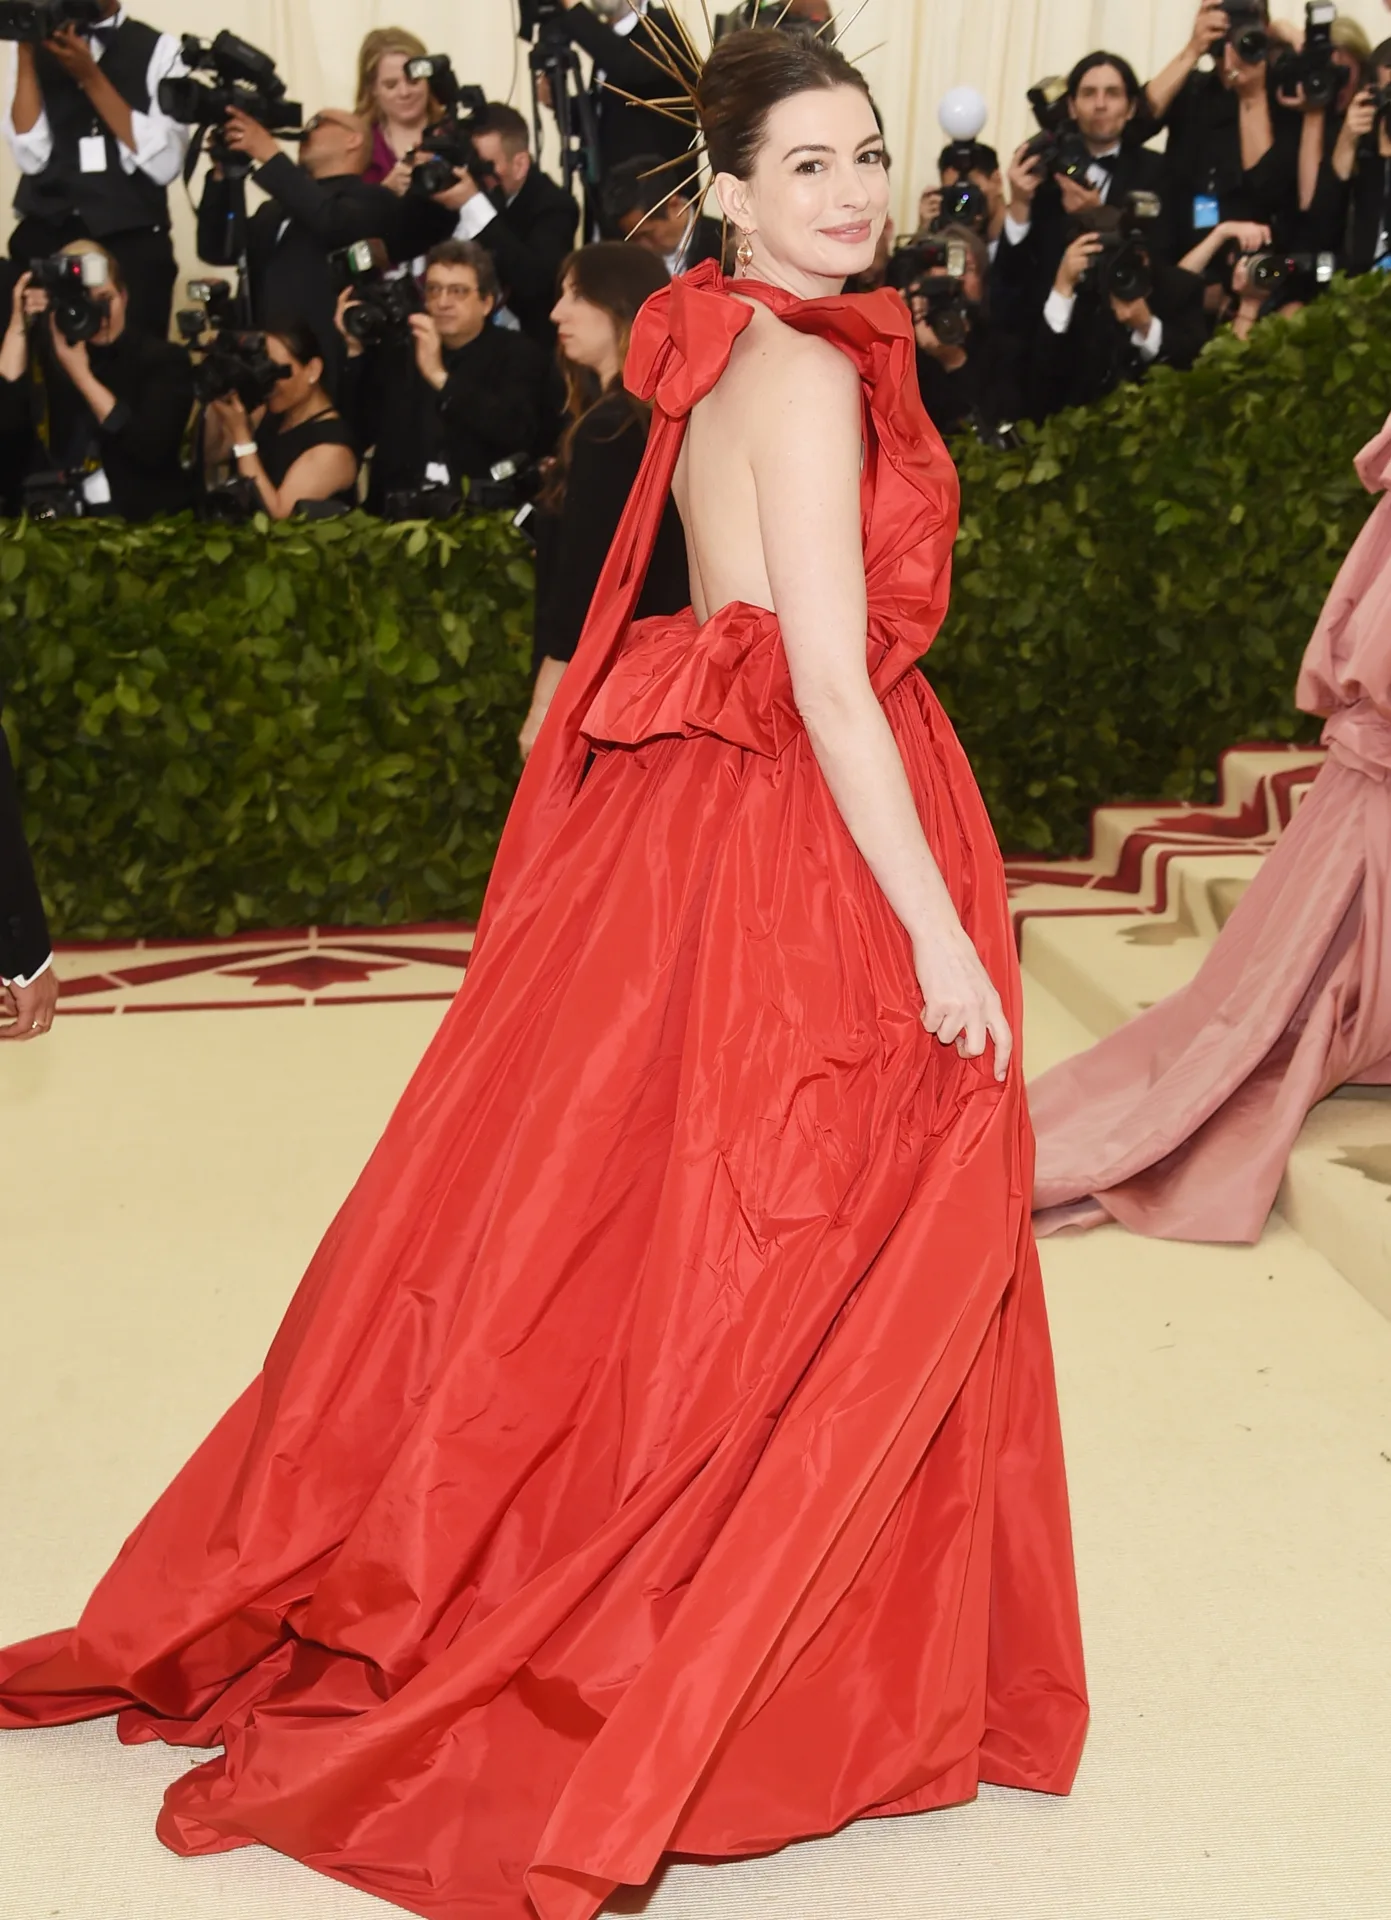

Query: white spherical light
[937,87,989,142]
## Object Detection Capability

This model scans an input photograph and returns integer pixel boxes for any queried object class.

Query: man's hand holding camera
[1056,172,1103,217]
[1006,140,1047,225]
[426,164,482,215]
[1333,85,1382,177]
[1054,229,1104,298]
[219,104,283,168]
[406,311,451,391]
[15,21,136,155]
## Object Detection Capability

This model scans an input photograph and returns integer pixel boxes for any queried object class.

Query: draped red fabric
[0,263,1088,1920]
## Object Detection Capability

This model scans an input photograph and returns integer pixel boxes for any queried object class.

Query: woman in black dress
[520,243,690,760]
[206,322,359,520]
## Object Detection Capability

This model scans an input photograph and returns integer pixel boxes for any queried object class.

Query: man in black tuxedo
[0,721,56,1042]
[197,105,452,387]
[1025,212,1208,419]
[993,51,1172,338]
[554,0,698,228]
[445,104,579,347]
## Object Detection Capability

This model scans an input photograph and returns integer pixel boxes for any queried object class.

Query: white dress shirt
[2,8,191,188]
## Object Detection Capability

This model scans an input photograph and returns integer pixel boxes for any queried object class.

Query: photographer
[202,321,358,521]
[523,243,688,761]
[600,153,725,270]
[1145,1,1303,259]
[548,0,698,190]
[994,54,1170,335]
[0,239,190,519]
[444,103,579,347]
[909,226,1023,439]
[1299,35,1391,264]
[922,142,1006,254]
[1029,210,1207,418]
[197,105,451,390]
[3,1,190,338]
[337,239,551,516]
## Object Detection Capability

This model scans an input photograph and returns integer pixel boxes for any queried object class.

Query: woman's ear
[713,169,752,235]
[307,357,325,387]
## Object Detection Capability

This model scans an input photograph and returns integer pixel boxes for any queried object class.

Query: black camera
[1271,2,1341,109]
[908,276,971,347]
[518,0,567,39]
[403,56,489,199]
[21,468,86,519]
[468,452,544,514]
[1076,192,1164,303]
[888,235,974,347]
[1026,75,1071,135]
[1021,127,1093,185]
[1373,81,1391,129]
[29,249,109,345]
[382,481,462,521]
[330,237,420,350]
[0,0,103,42]
[198,475,260,523]
[180,278,288,409]
[1244,248,1336,295]
[1221,2,1271,64]
[157,31,302,138]
[885,232,968,292]
[934,180,990,234]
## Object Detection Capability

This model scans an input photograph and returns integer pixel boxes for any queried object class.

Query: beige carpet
[3,984,1390,1920]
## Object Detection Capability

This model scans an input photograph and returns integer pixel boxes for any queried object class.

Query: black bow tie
[1091,151,1120,175]
[85,22,119,49]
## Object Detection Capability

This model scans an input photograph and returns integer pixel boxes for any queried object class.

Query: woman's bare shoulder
[724,299,860,407]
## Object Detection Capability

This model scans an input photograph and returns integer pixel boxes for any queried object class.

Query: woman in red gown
[0,29,1088,1920]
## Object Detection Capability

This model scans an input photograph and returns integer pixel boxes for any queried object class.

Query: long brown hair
[542,242,671,512]
[696,26,873,180]
[353,28,441,127]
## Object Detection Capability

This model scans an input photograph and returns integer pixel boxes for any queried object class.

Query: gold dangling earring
[735,229,755,273]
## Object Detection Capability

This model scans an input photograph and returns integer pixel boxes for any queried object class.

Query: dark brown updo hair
[697,27,875,180]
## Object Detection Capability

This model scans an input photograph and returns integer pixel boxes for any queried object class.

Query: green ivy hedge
[5,274,1391,938]
[0,512,533,938]
[929,270,1391,854]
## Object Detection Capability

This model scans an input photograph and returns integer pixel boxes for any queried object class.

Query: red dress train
[0,265,1087,1919]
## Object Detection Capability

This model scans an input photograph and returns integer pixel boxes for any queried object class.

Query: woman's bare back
[672,298,860,626]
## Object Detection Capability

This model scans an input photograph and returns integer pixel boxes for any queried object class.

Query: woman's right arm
[749,331,1011,1077]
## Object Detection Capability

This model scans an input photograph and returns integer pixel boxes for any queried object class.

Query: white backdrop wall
[3,1,1390,287]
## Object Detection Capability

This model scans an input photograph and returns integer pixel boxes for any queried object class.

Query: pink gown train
[1031,411,1391,1242]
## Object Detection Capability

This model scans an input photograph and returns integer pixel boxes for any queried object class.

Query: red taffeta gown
[0,264,1087,1919]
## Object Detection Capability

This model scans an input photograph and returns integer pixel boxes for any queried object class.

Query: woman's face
[717,84,890,295]
[373,52,429,126]
[551,275,623,375]
[265,334,317,413]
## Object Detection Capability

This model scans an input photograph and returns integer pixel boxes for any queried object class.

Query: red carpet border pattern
[49,924,476,1015]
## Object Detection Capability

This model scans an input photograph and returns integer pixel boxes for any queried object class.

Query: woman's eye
[860,149,886,167]
[795,159,822,174]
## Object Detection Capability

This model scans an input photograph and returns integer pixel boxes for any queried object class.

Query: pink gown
[1032,412,1391,1243]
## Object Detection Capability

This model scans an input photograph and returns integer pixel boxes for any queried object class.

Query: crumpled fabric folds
[0,261,1088,1920]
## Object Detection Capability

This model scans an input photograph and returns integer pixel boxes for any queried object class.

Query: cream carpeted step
[1279,1090,1391,1322]
[1019,850,1265,1038]
[1020,917,1391,1323]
